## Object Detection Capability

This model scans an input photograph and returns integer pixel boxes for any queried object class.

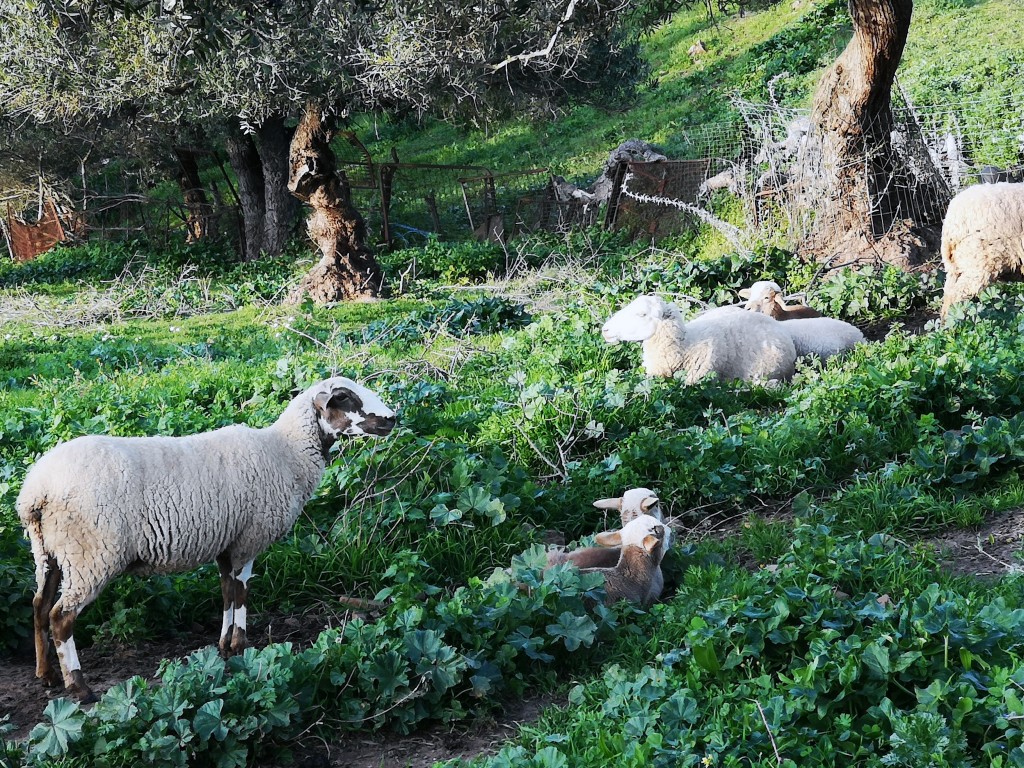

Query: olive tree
[1,0,657,296]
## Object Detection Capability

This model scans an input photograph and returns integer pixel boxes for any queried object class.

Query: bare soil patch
[264,694,558,768]
[925,507,1024,579]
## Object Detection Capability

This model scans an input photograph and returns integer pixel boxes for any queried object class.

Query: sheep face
[593,487,660,522]
[313,377,396,442]
[594,514,667,563]
[601,295,667,343]
[738,281,782,310]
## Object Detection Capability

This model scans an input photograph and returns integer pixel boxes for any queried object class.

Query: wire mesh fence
[7,90,1024,263]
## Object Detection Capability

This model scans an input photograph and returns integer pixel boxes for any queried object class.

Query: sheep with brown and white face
[739,281,864,361]
[546,487,667,570]
[739,281,822,320]
[545,490,671,605]
[18,376,396,703]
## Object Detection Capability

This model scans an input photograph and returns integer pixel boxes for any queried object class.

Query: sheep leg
[31,556,61,687]
[216,555,254,655]
[216,554,235,655]
[229,560,254,655]
[49,603,96,704]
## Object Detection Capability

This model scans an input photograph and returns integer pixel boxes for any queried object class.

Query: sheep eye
[636,311,647,317]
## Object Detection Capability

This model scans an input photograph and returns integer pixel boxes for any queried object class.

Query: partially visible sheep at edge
[17,376,397,703]
[601,294,797,384]
[739,281,864,361]
[940,182,1024,318]
[577,514,668,608]
[738,280,822,320]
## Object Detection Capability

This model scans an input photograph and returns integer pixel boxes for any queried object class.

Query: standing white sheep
[940,182,1024,318]
[601,294,797,384]
[17,375,396,702]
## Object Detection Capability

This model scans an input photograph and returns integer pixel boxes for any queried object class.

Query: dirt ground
[926,506,1024,578]
[0,609,557,768]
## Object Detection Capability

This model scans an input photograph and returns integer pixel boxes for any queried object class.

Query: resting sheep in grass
[578,515,668,608]
[17,376,396,703]
[940,182,1024,318]
[601,294,796,384]
[545,489,670,605]
[739,281,864,361]
[738,280,822,320]
[546,487,665,569]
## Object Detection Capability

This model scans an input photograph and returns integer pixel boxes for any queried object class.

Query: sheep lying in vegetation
[940,182,1024,318]
[578,515,668,607]
[601,295,796,384]
[738,281,863,360]
[739,281,822,320]
[546,487,666,570]
[545,489,670,605]
[17,376,396,702]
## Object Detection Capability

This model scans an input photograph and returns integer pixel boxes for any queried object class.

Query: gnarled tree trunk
[225,114,300,261]
[286,102,385,303]
[173,146,212,243]
[796,0,945,269]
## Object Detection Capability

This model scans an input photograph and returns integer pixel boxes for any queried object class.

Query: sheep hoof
[68,672,97,704]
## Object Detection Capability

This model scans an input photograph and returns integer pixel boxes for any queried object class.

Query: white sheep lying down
[940,182,1024,318]
[17,375,396,702]
[739,281,864,360]
[601,294,797,384]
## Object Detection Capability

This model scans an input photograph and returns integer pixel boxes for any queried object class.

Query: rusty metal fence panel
[606,159,712,241]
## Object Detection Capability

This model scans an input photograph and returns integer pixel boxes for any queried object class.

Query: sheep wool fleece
[941,182,1024,316]
[19,381,335,606]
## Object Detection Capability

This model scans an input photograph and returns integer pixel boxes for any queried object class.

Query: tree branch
[489,0,578,72]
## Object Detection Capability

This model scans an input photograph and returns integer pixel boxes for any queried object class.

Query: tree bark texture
[173,146,212,243]
[225,130,265,261]
[286,102,385,303]
[796,0,945,268]
[225,115,300,261]
[258,114,301,257]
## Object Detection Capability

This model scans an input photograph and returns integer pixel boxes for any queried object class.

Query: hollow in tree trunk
[286,102,385,303]
[795,0,946,269]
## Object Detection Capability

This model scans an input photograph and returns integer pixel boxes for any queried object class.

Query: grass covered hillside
[359,0,1024,181]
[4,229,1024,765]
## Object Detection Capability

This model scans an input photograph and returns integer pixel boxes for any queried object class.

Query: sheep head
[601,295,672,343]
[738,281,782,312]
[593,487,660,524]
[312,377,396,446]
[594,514,667,564]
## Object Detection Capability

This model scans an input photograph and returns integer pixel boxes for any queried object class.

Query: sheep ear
[592,497,622,511]
[643,526,665,553]
[738,289,751,299]
[594,530,622,547]
[640,495,659,512]
[314,387,356,415]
